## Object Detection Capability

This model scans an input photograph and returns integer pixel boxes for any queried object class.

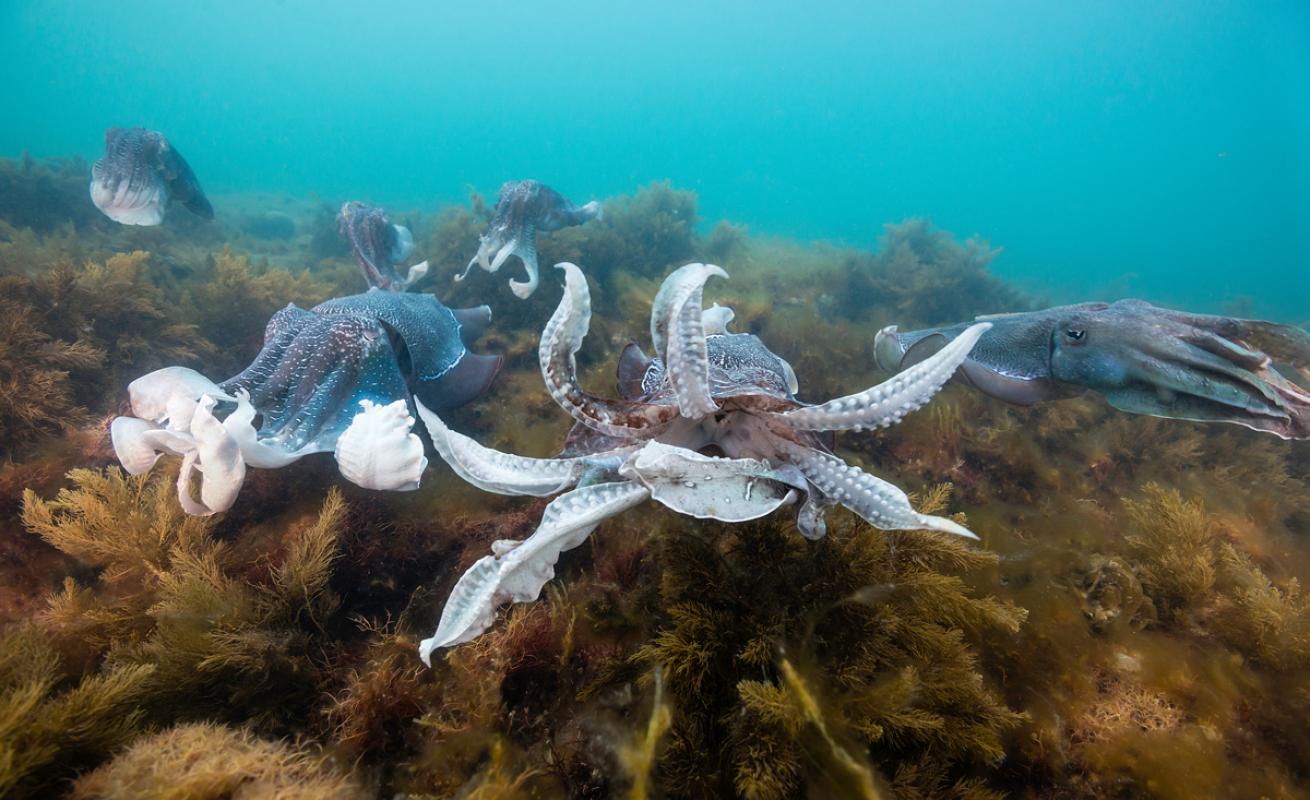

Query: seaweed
[0,155,107,234]
[548,180,700,280]
[69,721,366,800]
[0,625,152,799]
[113,487,348,730]
[842,218,1030,325]
[1123,483,1219,624]
[23,469,349,733]
[21,251,213,404]
[619,493,1025,799]
[0,295,102,455]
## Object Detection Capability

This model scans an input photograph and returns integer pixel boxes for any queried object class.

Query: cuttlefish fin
[414,352,502,410]
[156,139,213,220]
[616,342,653,401]
[452,305,493,343]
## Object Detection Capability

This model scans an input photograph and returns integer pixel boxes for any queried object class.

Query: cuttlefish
[338,201,429,291]
[456,180,602,298]
[110,213,503,515]
[90,127,213,225]
[417,262,986,657]
[874,300,1310,439]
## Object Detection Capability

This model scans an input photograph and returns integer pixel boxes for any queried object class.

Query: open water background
[1,0,1307,319]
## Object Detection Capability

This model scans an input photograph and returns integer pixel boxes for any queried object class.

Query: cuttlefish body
[875,299,1310,439]
[338,201,429,291]
[90,127,213,225]
[456,180,601,298]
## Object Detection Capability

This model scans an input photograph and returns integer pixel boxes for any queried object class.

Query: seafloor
[1,153,1308,800]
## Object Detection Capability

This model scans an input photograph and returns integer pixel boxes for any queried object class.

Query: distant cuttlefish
[90,127,214,225]
[456,180,601,298]
[338,201,429,291]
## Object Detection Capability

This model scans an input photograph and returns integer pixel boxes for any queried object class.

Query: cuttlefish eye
[1063,328,1087,344]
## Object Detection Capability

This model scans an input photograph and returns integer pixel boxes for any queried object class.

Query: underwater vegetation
[0,152,1307,797]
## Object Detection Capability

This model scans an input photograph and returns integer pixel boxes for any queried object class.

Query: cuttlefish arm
[876,300,1310,439]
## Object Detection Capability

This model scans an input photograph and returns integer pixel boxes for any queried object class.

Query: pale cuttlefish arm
[415,261,987,660]
[455,180,602,299]
[875,299,1310,439]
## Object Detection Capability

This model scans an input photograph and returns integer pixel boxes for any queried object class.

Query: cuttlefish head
[1048,300,1310,439]
[876,299,1310,439]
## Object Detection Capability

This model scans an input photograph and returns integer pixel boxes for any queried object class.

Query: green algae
[0,154,1306,797]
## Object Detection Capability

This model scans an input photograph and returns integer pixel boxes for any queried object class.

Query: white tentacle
[419,481,650,661]
[648,263,726,417]
[416,399,599,496]
[539,263,675,437]
[779,322,991,431]
[774,438,977,539]
[175,396,246,517]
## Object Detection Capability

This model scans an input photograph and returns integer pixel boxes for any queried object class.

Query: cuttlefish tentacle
[504,225,538,299]
[783,322,990,432]
[658,263,728,417]
[416,400,633,496]
[419,480,651,661]
[771,436,977,539]
[175,396,246,517]
[539,263,678,437]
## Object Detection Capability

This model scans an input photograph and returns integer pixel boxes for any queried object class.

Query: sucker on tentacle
[539,263,678,437]
[419,481,650,661]
[773,438,978,539]
[664,264,726,417]
[781,322,991,432]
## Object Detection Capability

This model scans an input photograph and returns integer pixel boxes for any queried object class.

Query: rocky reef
[0,154,1307,798]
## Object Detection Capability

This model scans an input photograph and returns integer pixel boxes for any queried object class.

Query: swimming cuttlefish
[875,300,1310,440]
[90,127,213,226]
[456,180,602,299]
[338,201,429,292]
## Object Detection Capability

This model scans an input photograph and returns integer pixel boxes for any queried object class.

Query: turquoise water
[2,0,1307,319]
